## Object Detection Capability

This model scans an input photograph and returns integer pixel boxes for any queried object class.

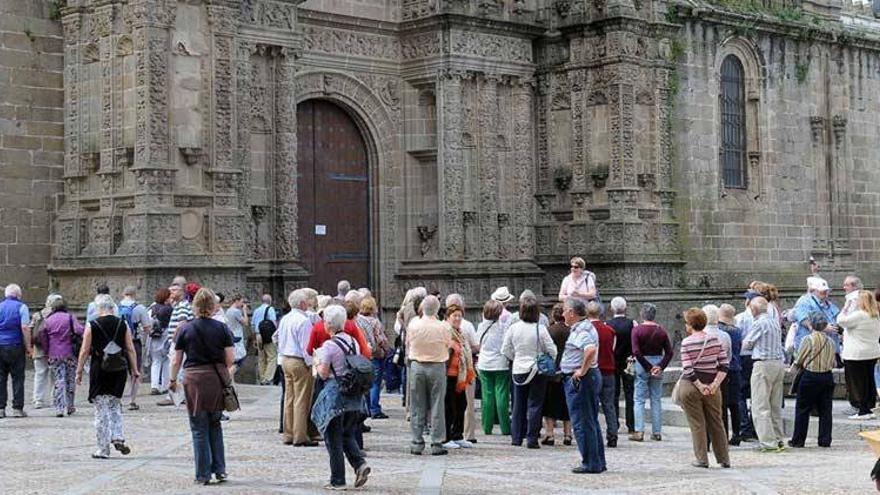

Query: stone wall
[0,0,64,303]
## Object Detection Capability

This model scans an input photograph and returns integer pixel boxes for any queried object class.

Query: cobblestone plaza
[0,370,875,494]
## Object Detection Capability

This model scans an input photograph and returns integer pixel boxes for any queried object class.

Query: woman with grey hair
[30,293,63,409]
[630,303,673,442]
[38,295,84,417]
[312,304,371,490]
[75,294,140,459]
[789,312,836,448]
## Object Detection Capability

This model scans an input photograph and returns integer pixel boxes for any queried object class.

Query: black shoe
[467,438,477,443]
[563,435,572,446]
[511,440,522,447]
[571,466,605,474]
[607,437,617,448]
[215,473,228,483]
[691,461,709,468]
[354,464,371,488]
[728,436,741,446]
[721,462,731,468]
[787,441,804,448]
[430,447,448,456]
[818,443,831,448]
[362,425,372,433]
[540,436,555,446]
[526,442,540,449]
[294,441,320,447]
[371,412,389,419]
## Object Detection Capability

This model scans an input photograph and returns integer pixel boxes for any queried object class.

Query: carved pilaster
[62,11,83,181]
[479,73,500,259]
[275,54,299,260]
[438,68,466,259]
[512,76,535,259]
[810,116,825,144]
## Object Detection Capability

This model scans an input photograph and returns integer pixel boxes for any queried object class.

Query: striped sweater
[680,332,729,384]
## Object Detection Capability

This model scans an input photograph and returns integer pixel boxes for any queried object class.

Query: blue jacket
[310,379,367,435]
[719,322,743,371]
[794,295,840,354]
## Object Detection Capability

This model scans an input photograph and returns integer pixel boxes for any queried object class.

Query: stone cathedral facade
[3,0,880,321]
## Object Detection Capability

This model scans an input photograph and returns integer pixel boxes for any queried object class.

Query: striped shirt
[168,299,194,340]
[742,313,784,361]
[680,332,728,384]
[794,332,836,373]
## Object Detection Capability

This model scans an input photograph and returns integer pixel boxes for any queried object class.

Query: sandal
[563,435,572,446]
[540,436,555,446]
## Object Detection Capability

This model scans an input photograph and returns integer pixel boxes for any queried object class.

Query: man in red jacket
[588,301,619,448]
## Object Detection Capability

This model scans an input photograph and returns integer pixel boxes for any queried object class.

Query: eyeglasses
[570,266,581,269]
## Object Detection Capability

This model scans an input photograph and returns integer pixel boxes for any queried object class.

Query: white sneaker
[455,440,474,448]
[441,441,461,449]
[849,413,876,420]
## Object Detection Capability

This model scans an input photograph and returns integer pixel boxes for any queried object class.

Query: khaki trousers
[463,381,476,440]
[282,356,314,444]
[751,360,785,448]
[258,343,278,384]
[679,379,729,465]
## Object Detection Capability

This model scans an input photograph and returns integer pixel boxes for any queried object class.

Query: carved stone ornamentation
[810,116,825,143]
[417,225,438,257]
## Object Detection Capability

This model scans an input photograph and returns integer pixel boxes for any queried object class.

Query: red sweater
[307,319,372,359]
[592,319,617,376]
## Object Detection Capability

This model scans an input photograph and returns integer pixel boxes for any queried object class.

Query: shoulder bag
[788,334,828,396]
[69,314,82,357]
[535,323,558,377]
[671,335,710,406]
[192,320,240,412]
[92,319,128,373]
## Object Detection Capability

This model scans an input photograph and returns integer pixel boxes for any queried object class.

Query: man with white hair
[605,296,635,434]
[507,290,550,328]
[0,284,33,418]
[407,295,452,455]
[278,289,318,446]
[336,280,351,302]
[445,293,479,443]
[742,296,786,452]
[793,277,840,359]
[30,293,62,409]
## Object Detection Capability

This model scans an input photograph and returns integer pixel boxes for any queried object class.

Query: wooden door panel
[296,100,369,294]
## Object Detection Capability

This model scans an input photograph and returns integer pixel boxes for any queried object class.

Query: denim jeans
[189,411,226,482]
[599,374,619,441]
[325,410,366,487]
[634,355,663,434]
[0,345,26,410]
[564,370,606,472]
[738,355,756,437]
[369,358,386,416]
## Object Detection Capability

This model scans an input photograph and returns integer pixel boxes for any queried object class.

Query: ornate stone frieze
[401,32,442,60]
[450,31,532,63]
[242,0,296,30]
[302,25,400,60]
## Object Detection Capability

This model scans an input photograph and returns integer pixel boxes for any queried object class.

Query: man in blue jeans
[0,284,33,419]
[560,297,606,474]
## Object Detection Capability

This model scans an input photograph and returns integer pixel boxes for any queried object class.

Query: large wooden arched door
[296,100,370,294]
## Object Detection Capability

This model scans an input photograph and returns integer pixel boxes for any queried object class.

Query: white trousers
[33,356,52,405]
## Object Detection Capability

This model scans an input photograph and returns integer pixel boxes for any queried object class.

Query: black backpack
[258,306,276,343]
[93,319,128,373]
[330,337,373,397]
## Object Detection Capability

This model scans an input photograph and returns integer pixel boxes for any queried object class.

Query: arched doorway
[296,100,370,294]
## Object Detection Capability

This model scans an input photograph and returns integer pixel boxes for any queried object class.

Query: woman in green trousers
[476,300,511,435]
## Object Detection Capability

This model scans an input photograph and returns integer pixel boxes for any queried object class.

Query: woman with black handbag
[75,294,139,459]
[788,312,836,448]
[169,287,235,485]
[39,295,84,417]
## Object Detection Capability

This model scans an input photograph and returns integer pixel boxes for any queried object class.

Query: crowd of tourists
[1,256,880,488]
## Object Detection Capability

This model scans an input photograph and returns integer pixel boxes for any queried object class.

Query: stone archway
[292,70,401,298]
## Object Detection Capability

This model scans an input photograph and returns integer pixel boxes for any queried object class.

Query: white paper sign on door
[315,224,327,236]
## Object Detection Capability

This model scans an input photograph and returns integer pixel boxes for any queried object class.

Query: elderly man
[735,290,759,440]
[718,304,743,444]
[742,296,786,452]
[793,277,840,357]
[252,294,278,385]
[279,289,318,447]
[119,286,152,411]
[561,298,606,474]
[157,281,194,406]
[445,293,480,443]
[606,296,635,434]
[407,295,451,456]
[335,280,351,303]
[0,284,33,418]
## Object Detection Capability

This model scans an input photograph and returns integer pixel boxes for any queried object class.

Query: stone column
[512,76,536,259]
[438,68,465,259]
[479,73,500,259]
[274,50,299,261]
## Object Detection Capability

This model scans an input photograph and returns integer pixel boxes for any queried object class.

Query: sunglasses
[570,266,581,269]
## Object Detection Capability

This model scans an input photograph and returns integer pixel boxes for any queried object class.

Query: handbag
[788,334,828,396]
[671,335,710,406]
[534,323,557,377]
[623,356,636,376]
[192,320,240,412]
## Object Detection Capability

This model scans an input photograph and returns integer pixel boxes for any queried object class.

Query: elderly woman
[75,294,139,459]
[837,290,880,420]
[502,296,557,448]
[789,312,836,448]
[357,296,392,419]
[678,308,730,469]
[542,303,572,446]
[560,297,606,474]
[442,304,476,450]
[558,257,598,304]
[312,305,371,490]
[148,288,173,395]
[476,299,510,436]
[630,303,673,442]
[30,294,62,409]
[39,296,84,417]
[169,288,233,485]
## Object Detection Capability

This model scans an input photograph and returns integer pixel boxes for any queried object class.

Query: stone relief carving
[451,31,532,63]
[243,0,295,29]
[302,25,399,60]
[401,32,442,59]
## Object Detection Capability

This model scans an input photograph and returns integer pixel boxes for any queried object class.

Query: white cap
[808,277,830,293]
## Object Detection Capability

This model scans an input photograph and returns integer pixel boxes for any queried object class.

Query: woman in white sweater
[502,297,556,448]
[837,290,880,419]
